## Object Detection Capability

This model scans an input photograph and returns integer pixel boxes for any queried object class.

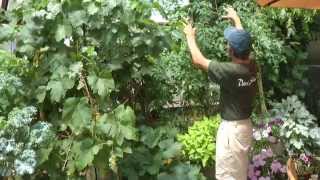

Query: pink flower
[255,170,261,176]
[255,151,266,160]
[271,160,282,174]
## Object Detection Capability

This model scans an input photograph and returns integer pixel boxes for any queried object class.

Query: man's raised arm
[183,22,210,71]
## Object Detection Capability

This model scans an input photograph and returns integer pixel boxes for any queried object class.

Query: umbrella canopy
[257,0,320,9]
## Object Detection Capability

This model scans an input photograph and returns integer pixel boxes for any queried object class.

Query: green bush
[178,115,220,167]
[119,125,206,180]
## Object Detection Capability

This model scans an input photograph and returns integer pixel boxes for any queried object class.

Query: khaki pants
[215,119,253,180]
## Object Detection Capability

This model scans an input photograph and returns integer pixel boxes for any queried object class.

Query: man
[183,7,257,180]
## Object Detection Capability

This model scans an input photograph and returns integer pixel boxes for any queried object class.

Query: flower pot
[287,157,298,180]
[201,165,216,180]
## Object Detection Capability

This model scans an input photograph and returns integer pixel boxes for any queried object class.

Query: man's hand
[183,21,196,39]
[182,18,210,71]
[222,7,243,30]
[222,7,239,21]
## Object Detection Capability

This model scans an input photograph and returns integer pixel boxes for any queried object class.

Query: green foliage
[1,0,320,178]
[158,0,320,103]
[119,125,205,180]
[0,0,171,178]
[152,47,220,111]
[178,115,221,167]
[96,105,137,145]
[157,162,206,180]
[271,95,320,155]
[64,138,103,175]
[0,50,29,113]
[119,126,181,179]
[62,97,92,135]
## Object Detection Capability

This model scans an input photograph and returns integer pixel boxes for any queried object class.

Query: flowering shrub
[252,118,283,144]
[272,96,320,176]
[0,73,22,92]
[249,118,287,180]
[248,147,287,180]
[271,95,320,155]
[0,106,54,176]
[249,95,320,179]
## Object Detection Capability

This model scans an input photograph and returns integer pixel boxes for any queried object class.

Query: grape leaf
[87,73,115,98]
[55,23,72,42]
[62,97,92,135]
[67,138,102,174]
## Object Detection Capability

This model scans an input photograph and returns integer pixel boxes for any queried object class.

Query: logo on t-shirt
[238,77,256,87]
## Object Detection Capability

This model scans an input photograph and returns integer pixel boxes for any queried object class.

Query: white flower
[64,36,73,47]
[266,126,272,133]
[262,129,269,138]
[253,129,262,140]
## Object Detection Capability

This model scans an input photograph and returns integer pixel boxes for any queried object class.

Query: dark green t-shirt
[208,61,257,120]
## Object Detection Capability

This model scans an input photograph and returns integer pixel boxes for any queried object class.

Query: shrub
[177,115,220,167]
[0,107,54,176]
[271,95,320,155]
[119,125,206,180]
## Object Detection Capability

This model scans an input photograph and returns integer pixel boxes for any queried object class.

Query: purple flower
[300,153,312,164]
[253,154,266,167]
[248,164,255,177]
[280,166,286,173]
[271,160,282,174]
[250,176,258,180]
[255,170,261,176]
[266,148,273,157]
[261,148,273,158]
[258,176,271,180]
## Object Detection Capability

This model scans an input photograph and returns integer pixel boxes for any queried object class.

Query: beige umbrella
[257,0,320,9]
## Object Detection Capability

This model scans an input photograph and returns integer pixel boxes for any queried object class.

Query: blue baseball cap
[224,27,251,54]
